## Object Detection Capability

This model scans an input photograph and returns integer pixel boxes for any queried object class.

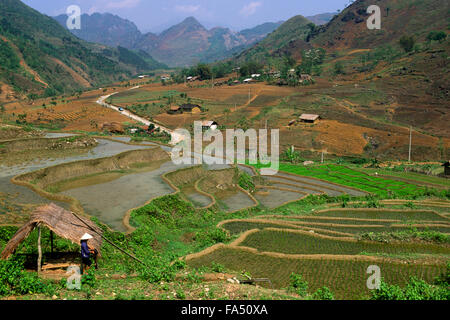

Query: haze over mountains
[53,13,284,67]
[54,12,335,67]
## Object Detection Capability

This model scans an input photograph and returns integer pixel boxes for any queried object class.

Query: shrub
[427,31,447,43]
[280,148,303,164]
[312,287,334,300]
[333,61,345,75]
[372,277,449,300]
[194,228,229,247]
[289,273,308,296]
[211,262,226,273]
[371,279,405,300]
[137,255,178,283]
[399,35,415,53]
[0,258,51,296]
[238,171,255,192]
[81,268,97,288]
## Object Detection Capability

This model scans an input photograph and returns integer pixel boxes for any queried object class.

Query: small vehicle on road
[118,107,124,112]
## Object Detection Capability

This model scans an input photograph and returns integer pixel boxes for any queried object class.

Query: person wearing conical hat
[80,233,96,273]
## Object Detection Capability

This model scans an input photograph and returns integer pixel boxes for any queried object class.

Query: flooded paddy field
[1,132,376,232]
[216,189,256,213]
[0,136,151,226]
[254,188,306,209]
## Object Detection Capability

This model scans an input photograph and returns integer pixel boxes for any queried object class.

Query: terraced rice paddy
[253,188,305,209]
[187,207,450,299]
[188,246,447,299]
[252,163,426,197]
[216,190,256,213]
[240,229,450,255]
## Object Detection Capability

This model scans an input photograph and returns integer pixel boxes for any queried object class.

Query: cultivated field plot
[240,229,449,255]
[187,246,447,299]
[188,206,450,299]
[253,163,427,197]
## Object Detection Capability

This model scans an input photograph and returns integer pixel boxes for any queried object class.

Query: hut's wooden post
[37,224,42,275]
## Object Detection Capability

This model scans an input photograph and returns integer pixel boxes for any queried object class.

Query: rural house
[201,121,218,131]
[180,104,202,113]
[167,106,182,114]
[299,114,320,124]
[187,76,199,82]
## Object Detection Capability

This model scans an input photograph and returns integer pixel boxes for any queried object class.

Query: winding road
[96,88,185,145]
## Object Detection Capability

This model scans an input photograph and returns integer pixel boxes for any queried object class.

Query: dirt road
[96,89,185,145]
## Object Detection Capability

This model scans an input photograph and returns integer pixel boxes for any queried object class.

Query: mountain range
[54,14,287,67]
[0,0,161,98]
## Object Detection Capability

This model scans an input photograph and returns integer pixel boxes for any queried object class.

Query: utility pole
[408,126,412,162]
[321,151,324,163]
[248,88,251,104]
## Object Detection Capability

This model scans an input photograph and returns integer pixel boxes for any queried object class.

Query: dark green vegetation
[0,258,54,297]
[371,272,449,300]
[0,0,158,97]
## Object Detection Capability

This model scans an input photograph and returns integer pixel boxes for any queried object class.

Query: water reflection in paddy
[0,137,151,211]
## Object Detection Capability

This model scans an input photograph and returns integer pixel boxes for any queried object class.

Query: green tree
[333,61,345,75]
[195,63,212,80]
[399,35,415,52]
[427,31,447,43]
[239,61,263,77]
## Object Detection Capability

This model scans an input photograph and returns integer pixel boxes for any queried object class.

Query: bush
[238,171,255,192]
[371,280,405,300]
[81,268,96,288]
[194,228,229,247]
[312,287,334,300]
[399,35,415,53]
[289,273,308,296]
[427,31,447,43]
[0,258,51,296]
[371,277,449,300]
[211,262,226,273]
[281,148,303,164]
[333,61,345,75]
[137,254,178,283]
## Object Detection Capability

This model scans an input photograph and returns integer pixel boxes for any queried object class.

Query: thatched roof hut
[1,203,102,260]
